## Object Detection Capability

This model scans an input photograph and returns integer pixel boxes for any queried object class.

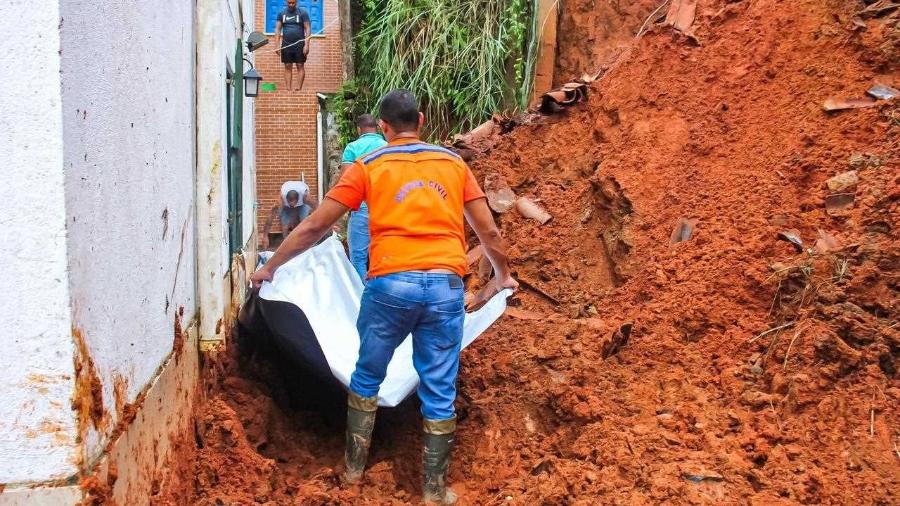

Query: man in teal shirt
[341,114,388,281]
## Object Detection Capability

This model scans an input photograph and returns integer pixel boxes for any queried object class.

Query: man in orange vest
[252,89,515,504]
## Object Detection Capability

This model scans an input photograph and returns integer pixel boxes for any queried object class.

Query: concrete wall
[58,0,197,466]
[0,0,80,485]
[243,0,258,244]
[1,0,258,492]
[196,0,258,347]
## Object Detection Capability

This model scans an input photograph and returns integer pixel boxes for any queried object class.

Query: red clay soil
[554,0,662,84]
[157,0,898,504]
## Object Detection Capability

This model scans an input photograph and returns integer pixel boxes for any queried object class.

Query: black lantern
[243,67,261,98]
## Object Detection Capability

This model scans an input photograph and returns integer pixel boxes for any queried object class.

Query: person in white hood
[262,180,317,249]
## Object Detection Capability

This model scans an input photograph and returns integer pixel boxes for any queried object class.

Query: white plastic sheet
[259,235,510,407]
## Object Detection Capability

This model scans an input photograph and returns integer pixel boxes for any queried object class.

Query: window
[265,0,324,35]
[226,40,244,255]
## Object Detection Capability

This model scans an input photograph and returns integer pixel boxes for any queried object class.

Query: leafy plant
[351,0,537,140]
[330,80,362,148]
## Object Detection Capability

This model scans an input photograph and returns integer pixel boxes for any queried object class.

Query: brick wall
[254,0,343,239]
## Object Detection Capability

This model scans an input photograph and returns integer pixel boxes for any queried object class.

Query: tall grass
[353,0,535,140]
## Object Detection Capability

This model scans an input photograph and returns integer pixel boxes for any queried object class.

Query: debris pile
[159,0,898,503]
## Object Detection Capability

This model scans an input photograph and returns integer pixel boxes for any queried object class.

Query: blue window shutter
[265,0,324,35]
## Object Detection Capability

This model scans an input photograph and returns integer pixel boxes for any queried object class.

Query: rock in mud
[825,171,859,193]
[814,331,863,372]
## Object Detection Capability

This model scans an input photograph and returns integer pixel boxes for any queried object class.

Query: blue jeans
[279,204,312,228]
[300,204,312,221]
[348,208,370,282]
[350,272,465,420]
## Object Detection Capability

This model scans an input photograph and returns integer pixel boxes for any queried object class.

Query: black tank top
[280,8,307,43]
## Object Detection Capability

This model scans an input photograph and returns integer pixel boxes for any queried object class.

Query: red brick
[254,0,343,236]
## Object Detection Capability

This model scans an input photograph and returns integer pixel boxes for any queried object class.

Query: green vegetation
[343,0,536,141]
[331,79,361,149]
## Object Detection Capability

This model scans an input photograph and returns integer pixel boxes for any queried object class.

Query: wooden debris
[824,83,898,112]
[814,229,841,253]
[776,229,805,252]
[869,397,875,437]
[681,471,725,483]
[452,118,496,147]
[670,217,698,243]
[856,0,900,19]
[823,97,877,111]
[867,83,900,100]
[825,193,855,215]
[484,173,517,213]
[534,81,590,114]
[515,273,560,305]
[665,0,697,34]
[601,323,633,359]
[515,197,552,224]
[469,118,496,139]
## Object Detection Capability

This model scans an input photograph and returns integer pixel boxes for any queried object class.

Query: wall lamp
[243,59,262,98]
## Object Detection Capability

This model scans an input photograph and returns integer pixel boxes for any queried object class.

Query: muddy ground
[154,0,898,504]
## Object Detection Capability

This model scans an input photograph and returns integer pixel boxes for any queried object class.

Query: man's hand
[303,192,318,210]
[274,22,282,54]
[467,275,517,311]
[463,197,515,285]
[250,266,274,290]
[303,23,311,55]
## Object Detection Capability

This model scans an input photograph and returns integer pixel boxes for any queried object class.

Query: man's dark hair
[286,190,299,202]
[378,89,419,132]
[356,114,377,130]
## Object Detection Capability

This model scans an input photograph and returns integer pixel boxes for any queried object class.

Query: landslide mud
[554,0,662,83]
[159,0,898,503]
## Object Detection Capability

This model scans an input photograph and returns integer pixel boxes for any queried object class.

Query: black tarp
[237,290,341,388]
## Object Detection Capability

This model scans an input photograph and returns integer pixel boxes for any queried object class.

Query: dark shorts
[281,43,306,64]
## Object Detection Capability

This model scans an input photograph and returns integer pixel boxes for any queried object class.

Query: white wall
[197,0,257,345]
[1,0,257,488]
[0,0,80,484]
[242,0,258,244]
[197,0,231,345]
[58,0,197,465]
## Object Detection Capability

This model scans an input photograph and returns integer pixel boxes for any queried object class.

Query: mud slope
[157,0,898,504]
[554,0,661,83]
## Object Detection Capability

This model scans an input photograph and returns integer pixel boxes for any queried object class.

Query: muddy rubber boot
[342,392,377,484]
[422,417,458,505]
